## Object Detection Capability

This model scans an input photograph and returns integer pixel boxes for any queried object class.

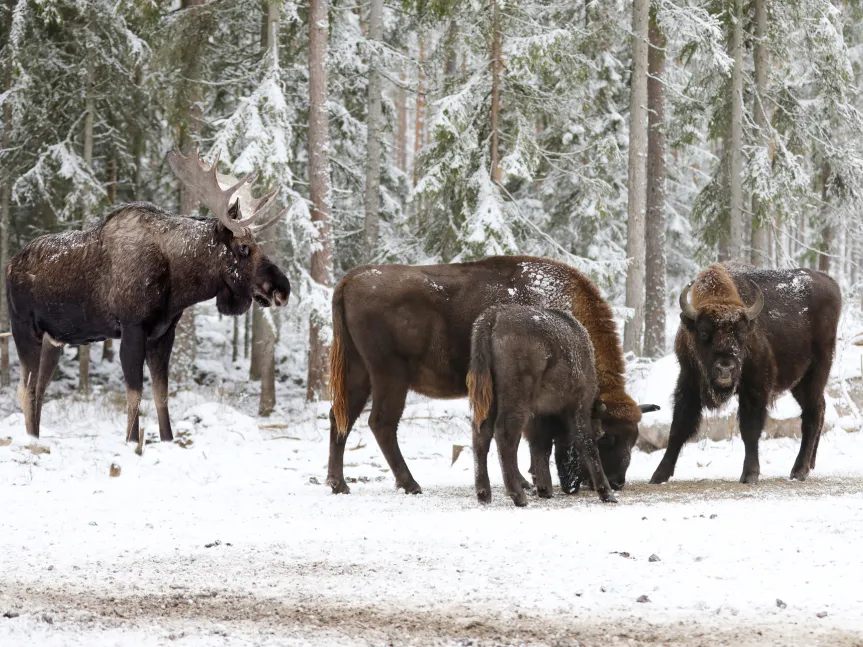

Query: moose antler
[167,147,287,236]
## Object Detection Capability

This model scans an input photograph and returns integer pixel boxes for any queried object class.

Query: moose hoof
[399,480,423,495]
[476,488,492,504]
[327,476,351,495]
[739,471,760,485]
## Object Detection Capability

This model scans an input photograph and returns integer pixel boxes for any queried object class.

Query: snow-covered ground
[1,302,863,646]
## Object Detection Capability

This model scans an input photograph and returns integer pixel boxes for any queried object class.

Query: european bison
[6,148,291,454]
[467,305,616,506]
[327,255,658,494]
[650,262,841,485]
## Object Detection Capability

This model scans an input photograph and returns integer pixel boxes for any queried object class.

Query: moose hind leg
[13,328,42,438]
[34,339,63,434]
[368,370,419,494]
[146,322,178,442]
[120,327,147,455]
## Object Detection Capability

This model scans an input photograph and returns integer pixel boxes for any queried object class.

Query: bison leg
[512,433,533,490]
[555,440,580,495]
[650,369,702,484]
[526,424,554,499]
[120,326,146,455]
[472,418,495,504]
[146,320,178,443]
[790,366,829,481]
[34,337,63,435]
[738,393,767,484]
[568,410,616,503]
[368,372,420,494]
[494,410,529,507]
[326,360,371,495]
[12,326,43,439]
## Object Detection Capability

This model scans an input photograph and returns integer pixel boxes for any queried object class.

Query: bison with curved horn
[6,148,291,454]
[650,262,841,485]
[327,255,660,495]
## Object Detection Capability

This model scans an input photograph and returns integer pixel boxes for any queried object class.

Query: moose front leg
[120,326,146,455]
[146,320,179,442]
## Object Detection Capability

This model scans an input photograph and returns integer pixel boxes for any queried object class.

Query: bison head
[679,280,764,398]
[594,403,661,489]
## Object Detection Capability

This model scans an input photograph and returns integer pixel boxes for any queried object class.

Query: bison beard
[650,262,841,485]
[326,255,658,495]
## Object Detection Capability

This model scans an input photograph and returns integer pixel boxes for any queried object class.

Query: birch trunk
[623,0,649,355]
[644,9,666,359]
[363,0,384,260]
[307,0,334,401]
[728,0,744,260]
[750,0,770,265]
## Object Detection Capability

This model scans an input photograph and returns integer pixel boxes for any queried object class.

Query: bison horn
[679,282,697,320]
[638,404,661,413]
[746,281,765,321]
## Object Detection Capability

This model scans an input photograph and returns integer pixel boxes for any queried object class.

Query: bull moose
[650,262,841,485]
[467,305,616,506]
[327,255,659,495]
[6,148,291,454]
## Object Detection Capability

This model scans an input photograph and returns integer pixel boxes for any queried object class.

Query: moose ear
[227,200,241,221]
[638,404,661,414]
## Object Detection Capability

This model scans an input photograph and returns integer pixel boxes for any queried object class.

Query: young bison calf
[466,305,616,507]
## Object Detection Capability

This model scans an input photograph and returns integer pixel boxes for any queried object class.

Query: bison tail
[329,282,350,437]
[467,309,497,427]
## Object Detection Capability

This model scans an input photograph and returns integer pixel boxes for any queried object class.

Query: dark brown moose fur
[650,262,841,485]
[467,305,616,507]
[6,202,290,454]
[327,255,656,495]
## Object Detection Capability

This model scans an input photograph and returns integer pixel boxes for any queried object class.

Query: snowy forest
[1,0,863,410]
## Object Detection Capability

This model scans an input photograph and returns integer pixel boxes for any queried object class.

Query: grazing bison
[6,148,291,454]
[650,263,841,485]
[327,255,658,495]
[467,305,616,506]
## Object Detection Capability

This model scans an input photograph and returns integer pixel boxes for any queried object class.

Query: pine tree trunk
[258,309,276,416]
[623,0,649,356]
[102,155,117,363]
[173,0,206,388]
[79,57,95,394]
[396,60,408,172]
[644,9,666,359]
[250,304,263,380]
[413,36,425,185]
[1,5,12,387]
[728,0,744,260]
[307,0,334,401]
[363,0,383,260]
[489,0,503,184]
[232,315,239,363]
[750,0,770,265]
[244,310,250,359]
[819,163,833,274]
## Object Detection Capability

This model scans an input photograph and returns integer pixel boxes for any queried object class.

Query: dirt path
[2,582,861,646]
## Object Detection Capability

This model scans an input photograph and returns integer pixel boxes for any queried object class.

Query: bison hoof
[536,486,553,499]
[599,491,618,504]
[399,480,423,495]
[518,474,533,490]
[739,471,760,485]
[476,488,492,504]
[789,469,809,482]
[510,492,528,507]
[560,482,580,495]
[326,476,351,495]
